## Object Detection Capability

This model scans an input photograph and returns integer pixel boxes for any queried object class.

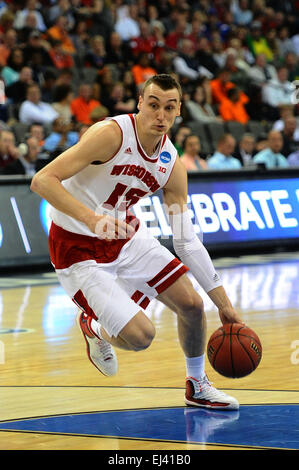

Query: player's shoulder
[80,118,122,143]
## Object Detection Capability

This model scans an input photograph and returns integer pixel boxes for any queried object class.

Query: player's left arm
[163,156,243,325]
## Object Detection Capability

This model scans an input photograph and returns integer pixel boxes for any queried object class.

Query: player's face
[137,84,181,136]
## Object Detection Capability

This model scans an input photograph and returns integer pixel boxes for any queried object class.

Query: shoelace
[96,339,113,360]
[193,376,228,398]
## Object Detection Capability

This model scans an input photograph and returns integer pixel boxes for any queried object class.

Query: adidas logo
[125,147,132,154]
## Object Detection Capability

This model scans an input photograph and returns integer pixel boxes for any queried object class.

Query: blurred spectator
[218,86,249,124]
[0,28,18,67]
[287,150,299,167]
[247,21,274,61]
[47,15,75,55]
[284,52,299,82]
[100,81,136,116]
[13,0,46,32]
[131,52,157,90]
[71,83,101,125]
[49,39,74,69]
[231,0,253,26]
[19,83,59,125]
[247,53,277,87]
[273,105,299,140]
[22,30,52,68]
[233,132,256,166]
[262,65,295,111]
[80,0,114,40]
[89,105,109,123]
[52,84,74,125]
[84,35,106,69]
[43,117,78,154]
[254,132,268,154]
[253,130,289,168]
[211,33,227,69]
[196,36,219,78]
[115,3,140,41]
[28,123,45,147]
[280,116,299,157]
[130,18,156,58]
[180,134,207,172]
[5,66,33,104]
[0,129,20,168]
[185,84,222,123]
[106,31,133,73]
[207,134,241,169]
[173,39,202,82]
[173,125,191,157]
[165,9,190,51]
[223,48,249,90]
[48,0,76,30]
[0,135,42,175]
[1,47,24,86]
[210,68,235,105]
[277,26,296,59]
[40,69,58,103]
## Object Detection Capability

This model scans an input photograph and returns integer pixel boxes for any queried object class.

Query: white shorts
[49,222,188,337]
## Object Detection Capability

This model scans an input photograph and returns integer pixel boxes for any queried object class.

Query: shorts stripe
[131,290,150,310]
[73,289,98,320]
[147,259,181,287]
[156,265,189,294]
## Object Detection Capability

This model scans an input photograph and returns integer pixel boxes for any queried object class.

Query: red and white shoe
[77,311,118,376]
[185,375,239,410]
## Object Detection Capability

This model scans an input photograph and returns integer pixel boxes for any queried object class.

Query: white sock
[91,318,103,339]
[185,354,205,381]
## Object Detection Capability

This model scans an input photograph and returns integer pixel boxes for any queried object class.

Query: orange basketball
[207,323,262,378]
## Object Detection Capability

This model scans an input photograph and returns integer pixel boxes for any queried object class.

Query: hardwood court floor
[0,252,298,450]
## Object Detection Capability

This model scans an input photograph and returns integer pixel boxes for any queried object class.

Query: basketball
[207,323,262,378]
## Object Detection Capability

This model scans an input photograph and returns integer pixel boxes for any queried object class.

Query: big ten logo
[0,340,4,364]
[290,340,299,365]
[291,80,299,105]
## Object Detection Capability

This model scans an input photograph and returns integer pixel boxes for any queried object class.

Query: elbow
[30,173,40,194]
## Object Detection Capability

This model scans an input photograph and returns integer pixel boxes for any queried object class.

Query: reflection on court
[0,252,298,450]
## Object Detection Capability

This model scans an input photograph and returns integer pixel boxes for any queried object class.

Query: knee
[128,323,156,351]
[177,292,204,319]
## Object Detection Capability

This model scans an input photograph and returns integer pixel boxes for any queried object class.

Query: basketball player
[31,74,242,410]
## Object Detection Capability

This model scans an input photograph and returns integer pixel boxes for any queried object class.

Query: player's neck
[135,114,162,157]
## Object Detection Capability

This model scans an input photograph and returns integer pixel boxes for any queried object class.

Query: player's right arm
[31,120,132,238]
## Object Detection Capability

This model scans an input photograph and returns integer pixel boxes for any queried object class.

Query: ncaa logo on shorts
[159,151,171,164]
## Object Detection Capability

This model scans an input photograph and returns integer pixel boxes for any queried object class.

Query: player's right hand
[93,214,136,240]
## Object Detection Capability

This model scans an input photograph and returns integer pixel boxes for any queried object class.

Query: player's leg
[157,275,239,410]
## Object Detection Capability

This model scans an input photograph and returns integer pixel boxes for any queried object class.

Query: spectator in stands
[196,36,219,78]
[223,49,249,91]
[287,150,299,167]
[129,18,156,58]
[49,39,74,70]
[173,125,192,157]
[207,134,241,169]
[277,27,296,59]
[165,8,190,51]
[231,0,253,26]
[47,15,75,55]
[52,84,74,125]
[131,52,157,90]
[262,65,295,110]
[185,84,222,123]
[0,129,20,169]
[210,68,235,105]
[100,81,136,116]
[246,21,274,62]
[253,130,289,168]
[254,132,268,154]
[48,0,76,31]
[22,30,52,69]
[19,83,59,125]
[280,116,299,157]
[84,35,107,69]
[273,105,299,140]
[284,51,299,82]
[0,28,18,67]
[43,117,78,155]
[89,105,109,123]
[5,66,33,104]
[40,69,58,103]
[0,135,42,175]
[83,0,114,40]
[70,83,101,125]
[180,134,208,172]
[173,39,202,82]
[105,31,133,73]
[13,0,46,33]
[114,3,140,41]
[233,132,256,166]
[218,86,249,125]
[247,53,277,87]
[28,123,45,147]
[1,47,24,86]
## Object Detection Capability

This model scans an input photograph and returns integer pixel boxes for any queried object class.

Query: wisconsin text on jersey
[111,164,160,193]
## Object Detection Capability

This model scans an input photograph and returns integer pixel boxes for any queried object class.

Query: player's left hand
[218,307,245,325]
